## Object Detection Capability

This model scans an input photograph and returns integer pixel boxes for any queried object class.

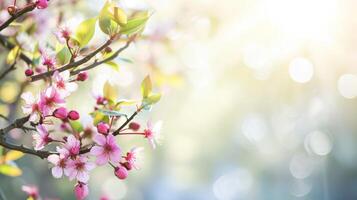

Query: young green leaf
[141,75,152,98]
[4,151,24,162]
[56,44,71,65]
[6,46,20,65]
[99,1,119,35]
[99,109,127,118]
[105,61,120,71]
[0,164,22,176]
[146,93,161,104]
[112,7,127,26]
[69,120,84,133]
[103,81,118,102]
[74,18,97,47]
[120,11,149,35]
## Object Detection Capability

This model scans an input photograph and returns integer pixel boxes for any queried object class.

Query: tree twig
[0,2,37,32]
[29,39,113,82]
[0,34,33,65]
[71,40,132,76]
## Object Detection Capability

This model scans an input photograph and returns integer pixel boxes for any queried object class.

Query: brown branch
[29,39,113,82]
[71,40,132,76]
[0,34,33,65]
[0,136,52,159]
[0,115,30,136]
[0,2,37,32]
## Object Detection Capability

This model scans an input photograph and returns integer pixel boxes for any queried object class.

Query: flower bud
[25,69,34,76]
[97,122,109,135]
[96,96,107,105]
[74,183,88,200]
[68,110,80,120]
[114,166,128,180]
[76,72,88,81]
[36,0,49,9]
[53,107,68,120]
[122,162,133,171]
[7,5,17,16]
[128,122,140,131]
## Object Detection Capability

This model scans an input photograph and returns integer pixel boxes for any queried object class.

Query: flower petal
[52,166,63,178]
[93,134,106,146]
[90,146,104,156]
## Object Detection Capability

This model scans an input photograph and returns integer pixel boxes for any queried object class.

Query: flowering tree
[0,0,162,199]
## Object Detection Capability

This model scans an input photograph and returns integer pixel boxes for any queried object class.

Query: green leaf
[120,12,149,35]
[0,164,22,177]
[112,7,127,26]
[74,18,97,47]
[6,46,20,65]
[99,1,119,35]
[99,109,127,118]
[118,57,133,63]
[103,81,118,102]
[146,93,161,104]
[91,111,110,125]
[69,120,84,133]
[4,151,24,162]
[105,61,120,71]
[141,75,152,98]
[56,44,71,65]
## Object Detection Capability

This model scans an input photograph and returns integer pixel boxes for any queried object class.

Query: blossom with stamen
[90,134,121,165]
[65,155,95,183]
[52,71,78,97]
[38,86,65,116]
[33,124,52,150]
[58,135,80,157]
[21,92,41,122]
[144,121,162,149]
[47,152,68,178]
[124,147,143,170]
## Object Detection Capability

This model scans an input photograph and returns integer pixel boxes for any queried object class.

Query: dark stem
[0,2,37,32]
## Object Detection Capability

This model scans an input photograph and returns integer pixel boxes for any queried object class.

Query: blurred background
[1,0,357,199]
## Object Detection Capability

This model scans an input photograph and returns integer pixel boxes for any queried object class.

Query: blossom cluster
[21,70,161,199]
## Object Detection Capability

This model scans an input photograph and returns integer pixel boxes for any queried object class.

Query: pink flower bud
[74,183,89,200]
[96,96,107,105]
[97,122,109,135]
[128,122,140,131]
[53,107,68,120]
[36,0,48,9]
[114,166,128,180]
[76,72,88,81]
[68,110,80,120]
[25,69,34,76]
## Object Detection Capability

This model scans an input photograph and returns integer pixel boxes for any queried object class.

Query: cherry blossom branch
[70,40,133,76]
[113,107,142,136]
[0,136,52,159]
[0,34,33,65]
[0,115,30,136]
[0,2,37,32]
[0,61,17,80]
[29,39,114,82]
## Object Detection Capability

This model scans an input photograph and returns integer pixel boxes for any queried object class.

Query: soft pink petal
[21,92,35,104]
[47,154,59,164]
[66,82,78,92]
[52,166,63,178]
[93,134,106,145]
[85,162,96,171]
[96,154,109,165]
[90,146,104,156]
[106,134,116,145]
[77,171,89,183]
[109,148,121,163]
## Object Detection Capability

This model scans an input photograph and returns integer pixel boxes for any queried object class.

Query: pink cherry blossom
[38,87,65,116]
[47,151,68,178]
[33,124,52,150]
[58,135,80,157]
[74,182,89,200]
[124,147,143,170]
[42,53,56,69]
[144,121,162,149]
[21,92,41,122]
[52,71,78,97]
[90,134,121,165]
[55,26,71,43]
[36,0,48,9]
[22,185,39,199]
[65,155,95,183]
